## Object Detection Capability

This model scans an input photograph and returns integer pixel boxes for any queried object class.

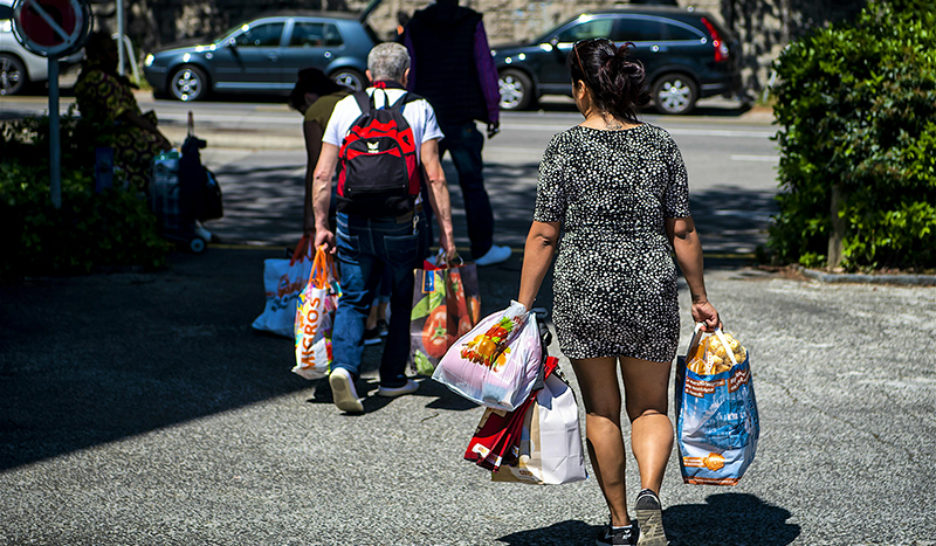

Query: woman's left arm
[518,220,560,310]
[667,217,720,331]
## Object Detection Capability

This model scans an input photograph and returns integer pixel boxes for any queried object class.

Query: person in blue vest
[403,0,510,267]
[312,42,456,414]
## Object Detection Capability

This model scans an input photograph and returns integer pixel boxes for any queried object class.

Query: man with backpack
[312,42,456,413]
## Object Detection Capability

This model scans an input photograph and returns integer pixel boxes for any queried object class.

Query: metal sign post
[11,0,91,209]
[48,55,60,207]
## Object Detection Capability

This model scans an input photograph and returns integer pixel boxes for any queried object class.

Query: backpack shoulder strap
[389,92,411,114]
[352,90,372,116]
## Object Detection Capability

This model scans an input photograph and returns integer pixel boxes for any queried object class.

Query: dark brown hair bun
[570,39,649,122]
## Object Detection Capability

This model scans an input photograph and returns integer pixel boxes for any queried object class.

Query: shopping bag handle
[712,328,739,366]
[309,245,335,290]
[289,235,313,266]
[684,323,740,366]
[424,249,464,270]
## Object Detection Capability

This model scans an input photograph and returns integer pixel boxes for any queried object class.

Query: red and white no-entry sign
[11,0,91,58]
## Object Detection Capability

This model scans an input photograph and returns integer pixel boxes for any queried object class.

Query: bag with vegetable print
[409,255,481,376]
[432,301,541,411]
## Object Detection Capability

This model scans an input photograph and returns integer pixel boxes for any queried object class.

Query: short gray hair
[367,42,410,82]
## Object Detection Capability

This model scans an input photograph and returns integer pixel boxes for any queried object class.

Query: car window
[614,16,666,42]
[290,22,325,47]
[663,22,703,41]
[290,22,343,47]
[234,22,284,47]
[556,18,614,43]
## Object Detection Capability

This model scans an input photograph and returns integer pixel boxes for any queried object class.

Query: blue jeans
[422,121,493,259]
[332,212,427,387]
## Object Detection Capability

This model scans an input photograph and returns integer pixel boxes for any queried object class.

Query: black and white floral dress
[533,124,691,363]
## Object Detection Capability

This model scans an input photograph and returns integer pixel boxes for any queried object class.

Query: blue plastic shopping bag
[675,325,759,485]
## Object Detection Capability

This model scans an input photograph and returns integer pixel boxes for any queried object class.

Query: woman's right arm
[518,221,560,310]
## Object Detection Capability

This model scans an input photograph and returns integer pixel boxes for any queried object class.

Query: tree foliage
[0,114,169,280]
[769,0,936,270]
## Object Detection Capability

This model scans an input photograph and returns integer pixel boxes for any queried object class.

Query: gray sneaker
[377,378,419,397]
[328,368,363,413]
[635,489,667,546]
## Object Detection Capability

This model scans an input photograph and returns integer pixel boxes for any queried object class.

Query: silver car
[0,0,47,95]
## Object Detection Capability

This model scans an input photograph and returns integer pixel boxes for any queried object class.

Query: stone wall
[95,0,864,94]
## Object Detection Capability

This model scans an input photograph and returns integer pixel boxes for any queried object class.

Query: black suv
[492,7,741,114]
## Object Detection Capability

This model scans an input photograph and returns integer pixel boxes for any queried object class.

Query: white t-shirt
[323,87,444,162]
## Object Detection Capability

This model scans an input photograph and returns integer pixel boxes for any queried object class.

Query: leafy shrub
[769,0,936,270]
[0,113,169,280]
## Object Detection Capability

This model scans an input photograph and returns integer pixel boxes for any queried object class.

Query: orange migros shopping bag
[292,246,339,380]
[675,324,759,485]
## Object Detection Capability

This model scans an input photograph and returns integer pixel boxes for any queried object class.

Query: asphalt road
[3,93,934,545]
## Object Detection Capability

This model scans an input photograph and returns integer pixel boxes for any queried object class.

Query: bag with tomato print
[410,256,481,376]
[292,246,340,380]
[433,301,542,411]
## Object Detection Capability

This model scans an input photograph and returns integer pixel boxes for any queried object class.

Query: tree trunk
[827,184,845,269]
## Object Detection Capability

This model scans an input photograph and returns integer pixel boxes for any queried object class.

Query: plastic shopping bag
[251,237,314,338]
[675,324,759,485]
[433,301,541,411]
[465,356,559,471]
[410,256,481,376]
[491,365,587,485]
[292,246,340,380]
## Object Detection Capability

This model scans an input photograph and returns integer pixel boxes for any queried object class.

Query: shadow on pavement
[495,493,798,545]
[664,493,800,545]
[690,185,778,255]
[497,519,601,545]
[0,249,308,472]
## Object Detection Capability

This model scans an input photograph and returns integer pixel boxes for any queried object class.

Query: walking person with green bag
[516,39,721,546]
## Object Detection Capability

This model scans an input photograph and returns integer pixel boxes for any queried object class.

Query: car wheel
[651,73,698,115]
[498,69,533,110]
[330,68,365,91]
[0,54,27,96]
[169,65,208,102]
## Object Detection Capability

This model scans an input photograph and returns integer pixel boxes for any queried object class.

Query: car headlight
[144,53,155,67]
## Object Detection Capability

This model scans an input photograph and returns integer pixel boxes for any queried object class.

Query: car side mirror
[548,37,560,51]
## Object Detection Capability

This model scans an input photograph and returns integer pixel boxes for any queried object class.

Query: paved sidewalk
[1,245,934,545]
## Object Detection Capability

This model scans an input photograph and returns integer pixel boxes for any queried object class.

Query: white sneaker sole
[329,371,363,413]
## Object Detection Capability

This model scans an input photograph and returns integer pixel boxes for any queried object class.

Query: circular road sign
[11,0,91,57]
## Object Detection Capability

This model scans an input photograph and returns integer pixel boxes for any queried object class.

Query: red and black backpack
[336,90,421,217]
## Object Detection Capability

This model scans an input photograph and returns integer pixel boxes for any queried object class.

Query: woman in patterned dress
[75,32,171,193]
[517,39,720,546]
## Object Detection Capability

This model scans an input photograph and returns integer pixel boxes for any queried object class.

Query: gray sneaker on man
[328,368,364,413]
[377,378,420,397]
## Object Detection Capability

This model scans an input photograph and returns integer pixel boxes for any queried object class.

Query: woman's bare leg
[619,357,673,494]
[571,357,631,526]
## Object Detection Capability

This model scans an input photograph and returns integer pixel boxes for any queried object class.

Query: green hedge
[0,114,169,280]
[769,0,936,270]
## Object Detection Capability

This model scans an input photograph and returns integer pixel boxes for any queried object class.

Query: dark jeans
[332,212,428,387]
[422,121,493,259]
